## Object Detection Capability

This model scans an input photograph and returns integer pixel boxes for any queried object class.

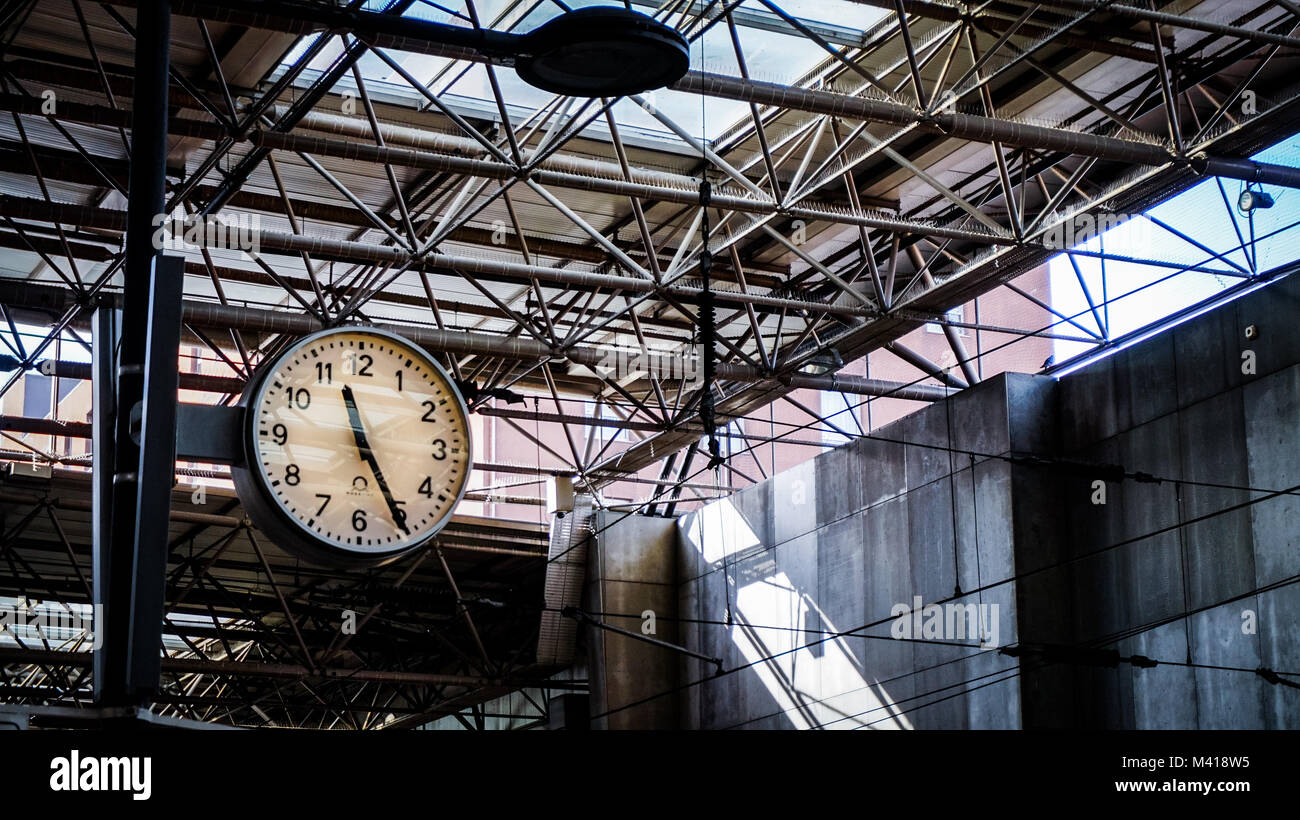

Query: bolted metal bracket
[130,401,245,465]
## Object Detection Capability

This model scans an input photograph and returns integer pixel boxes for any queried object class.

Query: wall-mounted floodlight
[1238,187,1275,212]
[514,7,690,97]
[798,350,844,376]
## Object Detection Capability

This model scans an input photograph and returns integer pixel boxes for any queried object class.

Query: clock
[231,326,473,568]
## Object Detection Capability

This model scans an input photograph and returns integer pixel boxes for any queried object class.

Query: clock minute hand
[341,385,410,536]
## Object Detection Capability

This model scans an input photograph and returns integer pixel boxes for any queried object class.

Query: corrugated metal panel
[535,494,592,666]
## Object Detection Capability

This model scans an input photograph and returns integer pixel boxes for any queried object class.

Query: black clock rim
[231,326,474,569]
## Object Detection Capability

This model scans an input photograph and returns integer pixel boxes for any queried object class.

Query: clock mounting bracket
[130,401,246,466]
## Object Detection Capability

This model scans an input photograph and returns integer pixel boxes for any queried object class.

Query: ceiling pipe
[673,71,1175,164]
[676,71,1300,188]
[844,0,1300,51]
[0,646,552,689]
[280,107,893,210]
[249,129,996,243]
[87,0,1300,187]
[0,196,873,316]
[0,228,714,338]
[0,280,951,401]
[1019,0,1300,51]
[1189,154,1300,188]
[0,86,994,243]
[0,155,785,283]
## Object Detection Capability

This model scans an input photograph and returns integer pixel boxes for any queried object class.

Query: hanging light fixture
[515,7,690,97]
[200,2,690,98]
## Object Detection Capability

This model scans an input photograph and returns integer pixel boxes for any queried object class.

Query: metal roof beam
[0,278,950,400]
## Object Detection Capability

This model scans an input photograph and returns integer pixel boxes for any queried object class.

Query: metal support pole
[884,340,969,390]
[127,253,185,689]
[90,304,118,701]
[95,0,171,707]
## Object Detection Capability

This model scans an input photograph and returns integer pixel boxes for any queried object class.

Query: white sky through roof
[1049,134,1300,365]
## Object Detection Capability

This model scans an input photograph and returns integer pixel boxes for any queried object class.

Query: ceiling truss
[1,0,1299,726]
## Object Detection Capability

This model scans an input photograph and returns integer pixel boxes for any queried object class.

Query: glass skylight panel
[274,1,890,145]
[740,0,886,31]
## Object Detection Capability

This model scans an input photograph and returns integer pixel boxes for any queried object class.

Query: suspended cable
[584,482,1300,724]
[698,184,724,471]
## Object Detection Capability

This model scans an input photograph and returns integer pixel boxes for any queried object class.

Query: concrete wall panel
[588,274,1300,730]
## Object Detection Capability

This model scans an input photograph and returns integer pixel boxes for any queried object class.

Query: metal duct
[1190,154,1300,188]
[242,129,999,243]
[0,85,990,241]
[0,196,877,316]
[674,71,1175,165]
[251,129,513,181]
[284,107,728,193]
[182,302,952,398]
[1025,0,1300,50]
[0,280,952,400]
[941,111,1172,165]
[0,92,226,142]
[84,1,1300,188]
[785,372,954,403]
[677,71,1299,188]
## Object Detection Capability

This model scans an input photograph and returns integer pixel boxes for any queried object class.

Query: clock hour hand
[341,385,410,536]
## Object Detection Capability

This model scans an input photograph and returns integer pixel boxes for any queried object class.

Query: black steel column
[90,304,118,700]
[94,0,172,707]
[127,254,184,693]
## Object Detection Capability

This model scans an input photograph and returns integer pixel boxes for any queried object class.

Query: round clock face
[239,327,472,564]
